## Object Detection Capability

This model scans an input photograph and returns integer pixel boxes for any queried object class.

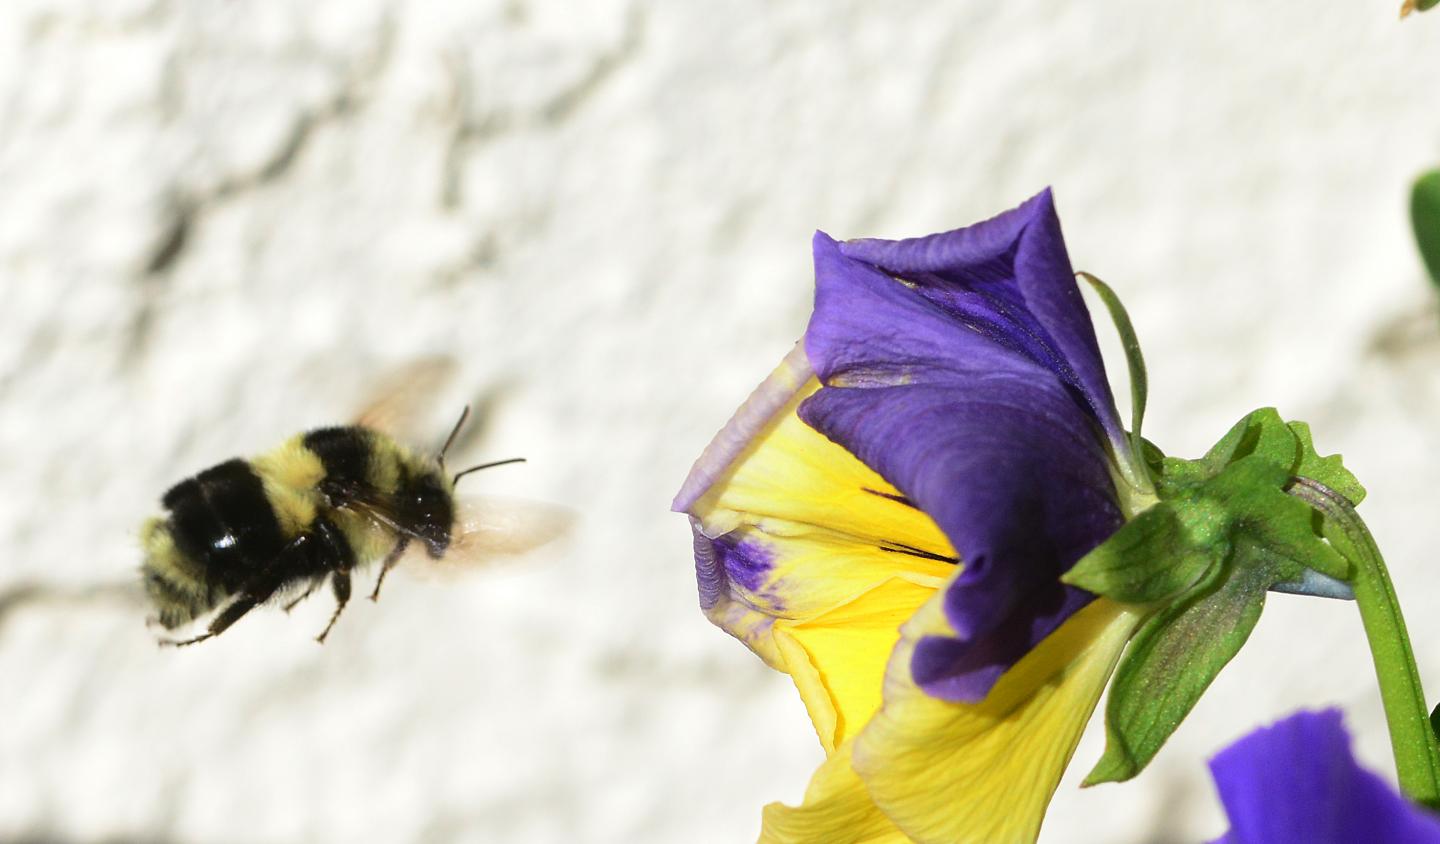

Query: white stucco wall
[2,1,1440,842]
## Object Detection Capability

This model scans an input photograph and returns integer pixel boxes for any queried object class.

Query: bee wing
[404,495,573,576]
[325,484,435,546]
[352,356,458,443]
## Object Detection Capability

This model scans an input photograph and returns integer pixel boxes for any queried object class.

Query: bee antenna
[452,457,526,486]
[437,405,471,470]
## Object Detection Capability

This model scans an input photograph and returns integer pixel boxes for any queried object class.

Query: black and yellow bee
[139,366,562,646]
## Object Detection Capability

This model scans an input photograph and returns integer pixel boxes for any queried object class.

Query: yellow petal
[683,349,958,745]
[774,575,943,753]
[691,519,951,676]
[759,740,911,844]
[851,590,1141,844]
[688,370,955,631]
[687,352,952,574]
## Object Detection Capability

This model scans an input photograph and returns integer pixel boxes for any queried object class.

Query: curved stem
[1290,478,1440,805]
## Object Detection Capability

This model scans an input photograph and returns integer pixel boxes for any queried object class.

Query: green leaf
[1414,170,1440,289]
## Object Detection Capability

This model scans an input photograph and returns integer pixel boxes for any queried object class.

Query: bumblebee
[140,371,558,646]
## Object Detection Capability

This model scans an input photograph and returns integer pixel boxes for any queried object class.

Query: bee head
[426,406,526,558]
[404,469,454,558]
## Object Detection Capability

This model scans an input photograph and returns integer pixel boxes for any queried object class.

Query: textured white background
[2,1,1440,842]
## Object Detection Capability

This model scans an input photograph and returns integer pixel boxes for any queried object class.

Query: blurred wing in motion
[448,495,573,562]
[402,495,573,578]
[353,356,458,444]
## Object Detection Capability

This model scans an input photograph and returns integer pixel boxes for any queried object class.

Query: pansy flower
[1209,710,1440,843]
[675,190,1150,841]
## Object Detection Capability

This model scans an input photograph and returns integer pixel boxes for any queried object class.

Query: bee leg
[368,536,410,602]
[161,577,284,647]
[159,533,311,648]
[315,570,351,644]
[310,517,356,644]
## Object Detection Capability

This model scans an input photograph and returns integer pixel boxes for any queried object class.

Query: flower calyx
[1063,407,1365,784]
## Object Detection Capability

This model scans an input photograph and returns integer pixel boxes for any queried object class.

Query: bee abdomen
[161,458,288,591]
[140,517,219,628]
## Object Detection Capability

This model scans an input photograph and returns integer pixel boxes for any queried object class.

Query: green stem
[1290,477,1440,805]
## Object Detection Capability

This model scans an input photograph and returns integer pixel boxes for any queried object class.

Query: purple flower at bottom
[1210,710,1440,844]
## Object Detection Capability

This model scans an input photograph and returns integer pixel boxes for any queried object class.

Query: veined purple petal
[806,232,1050,389]
[803,208,1125,703]
[909,583,1094,701]
[837,188,1127,451]
[691,519,780,611]
[681,191,1131,706]
[690,518,727,610]
[798,379,1122,701]
[1209,710,1440,844]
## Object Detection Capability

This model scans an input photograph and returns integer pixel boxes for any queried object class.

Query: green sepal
[1064,407,1355,604]
[1066,450,1350,602]
[1155,408,1362,505]
[1084,502,1346,785]
[1158,408,1295,490]
[1200,456,1351,582]
[1079,271,1152,493]
[1289,420,1366,505]
[1061,505,1216,603]
[1071,408,1361,783]
[1084,558,1261,785]
[1414,170,1440,289]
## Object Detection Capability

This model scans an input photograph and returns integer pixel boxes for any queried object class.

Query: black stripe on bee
[302,426,373,485]
[162,459,287,590]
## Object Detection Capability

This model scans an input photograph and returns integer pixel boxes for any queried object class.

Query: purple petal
[690,518,727,611]
[690,519,782,612]
[806,232,1050,389]
[1210,709,1440,844]
[802,223,1124,702]
[798,379,1122,701]
[837,188,1126,451]
[909,583,1094,700]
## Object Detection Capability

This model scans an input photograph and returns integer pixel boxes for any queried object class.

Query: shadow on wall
[0,581,143,629]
